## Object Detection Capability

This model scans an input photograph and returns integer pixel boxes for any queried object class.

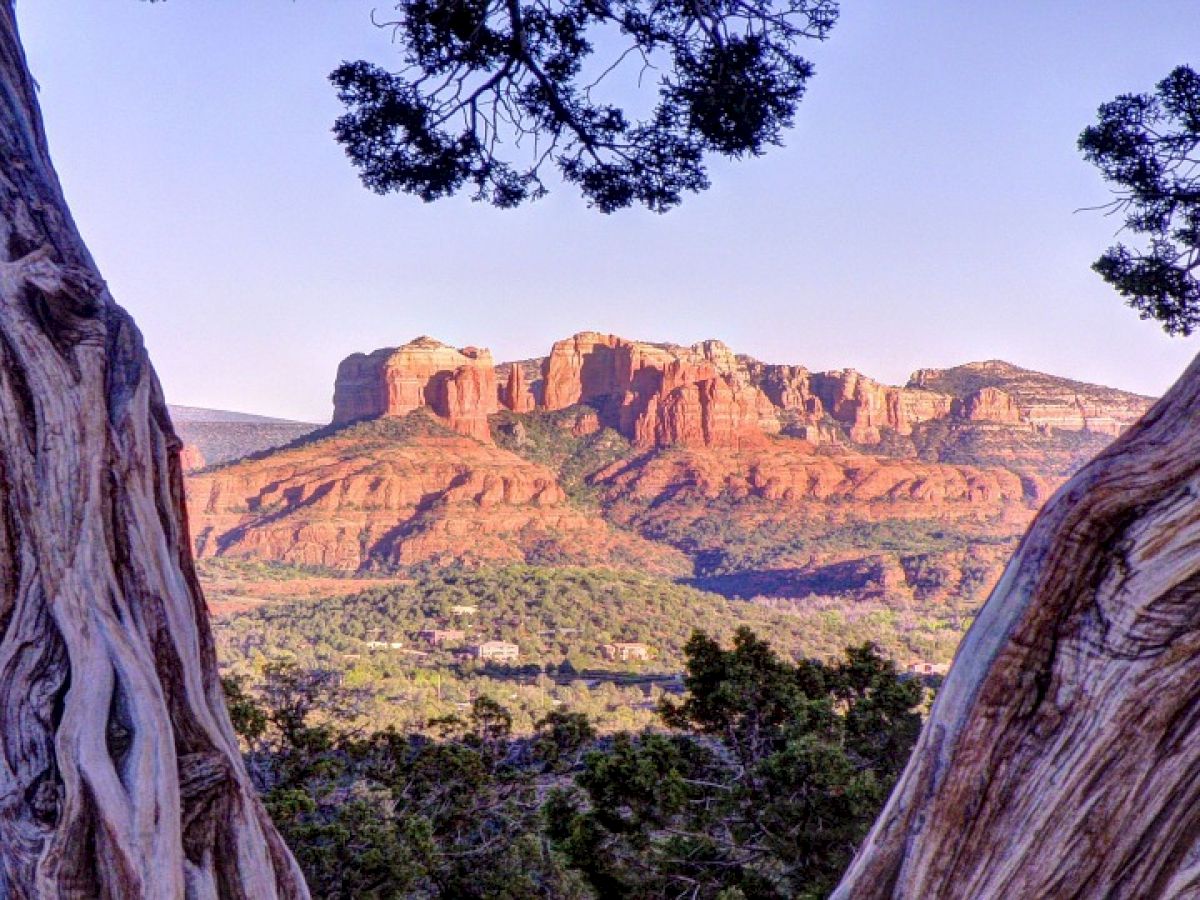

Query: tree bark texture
[834,351,1200,899]
[0,4,308,897]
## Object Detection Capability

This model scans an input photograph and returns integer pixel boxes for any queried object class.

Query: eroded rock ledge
[331,332,1152,449]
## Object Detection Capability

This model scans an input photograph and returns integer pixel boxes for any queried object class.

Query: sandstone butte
[331,333,1152,450]
[185,332,1154,584]
[333,336,498,442]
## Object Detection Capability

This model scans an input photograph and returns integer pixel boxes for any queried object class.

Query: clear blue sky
[17,1,1200,422]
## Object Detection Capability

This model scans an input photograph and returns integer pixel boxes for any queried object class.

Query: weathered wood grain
[834,351,1200,898]
[0,3,308,897]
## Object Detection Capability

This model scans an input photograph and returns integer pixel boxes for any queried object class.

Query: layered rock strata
[332,337,497,442]
[909,359,1149,435]
[187,414,689,574]
[331,334,1154,449]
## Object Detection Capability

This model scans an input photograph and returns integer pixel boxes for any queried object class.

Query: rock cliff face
[542,332,626,410]
[909,359,1149,436]
[539,332,780,449]
[331,334,1153,452]
[953,386,1023,424]
[806,369,953,444]
[497,360,541,413]
[332,337,497,442]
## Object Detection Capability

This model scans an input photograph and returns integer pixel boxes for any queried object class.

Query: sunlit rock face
[186,415,689,574]
[953,386,1023,424]
[803,369,953,444]
[332,336,498,442]
[909,359,1150,436]
[332,335,1154,451]
[540,332,779,449]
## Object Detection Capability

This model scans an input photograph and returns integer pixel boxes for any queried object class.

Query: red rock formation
[653,376,774,449]
[809,370,952,444]
[186,415,688,574]
[499,362,538,413]
[332,337,497,442]
[332,334,1152,456]
[440,349,496,442]
[953,386,1023,424]
[543,332,624,409]
[595,445,1040,511]
[749,363,823,415]
[909,360,1152,436]
[542,332,779,449]
[567,409,601,436]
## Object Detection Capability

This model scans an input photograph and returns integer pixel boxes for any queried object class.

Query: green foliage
[549,629,923,898]
[241,674,590,899]
[215,565,954,737]
[219,565,885,673]
[230,629,923,899]
[1080,64,1200,335]
[491,407,632,503]
[533,710,597,772]
[329,0,838,210]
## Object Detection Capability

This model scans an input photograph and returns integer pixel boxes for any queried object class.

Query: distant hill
[907,360,1152,420]
[170,405,315,425]
[169,405,318,468]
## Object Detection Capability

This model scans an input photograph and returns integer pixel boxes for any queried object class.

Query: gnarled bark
[0,4,308,897]
[834,351,1200,899]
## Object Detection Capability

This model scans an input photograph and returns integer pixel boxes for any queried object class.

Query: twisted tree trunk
[0,4,308,897]
[834,351,1200,898]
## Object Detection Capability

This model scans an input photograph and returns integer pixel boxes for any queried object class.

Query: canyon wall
[541,332,780,449]
[330,334,1153,449]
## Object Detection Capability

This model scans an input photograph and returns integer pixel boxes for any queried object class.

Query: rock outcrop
[595,445,1042,513]
[330,335,1152,452]
[807,369,953,444]
[185,332,1163,629]
[332,337,497,442]
[909,359,1150,436]
[540,332,780,449]
[498,360,540,413]
[543,332,626,410]
[953,386,1023,423]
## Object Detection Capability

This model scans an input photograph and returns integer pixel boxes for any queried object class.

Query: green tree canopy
[1080,64,1200,334]
[330,0,838,211]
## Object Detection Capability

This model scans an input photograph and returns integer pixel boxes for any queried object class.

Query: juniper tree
[1080,64,1200,335]
[330,0,839,211]
[0,0,840,893]
[835,63,1200,899]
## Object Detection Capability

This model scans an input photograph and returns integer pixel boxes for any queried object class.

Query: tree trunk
[834,352,1200,899]
[0,4,308,898]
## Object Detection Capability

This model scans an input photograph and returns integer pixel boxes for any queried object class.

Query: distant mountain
[183,332,1157,623]
[169,405,318,468]
[170,404,316,425]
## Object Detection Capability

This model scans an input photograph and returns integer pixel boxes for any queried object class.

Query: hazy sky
[17,1,1200,422]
